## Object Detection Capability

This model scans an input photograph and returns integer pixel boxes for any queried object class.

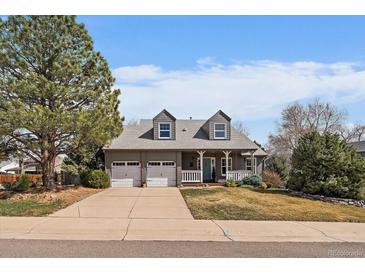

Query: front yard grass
[0,186,101,217]
[0,199,63,216]
[180,187,365,222]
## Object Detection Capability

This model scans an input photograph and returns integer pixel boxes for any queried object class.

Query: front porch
[180,150,259,184]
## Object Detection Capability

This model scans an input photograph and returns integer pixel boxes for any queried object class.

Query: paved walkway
[1,188,365,242]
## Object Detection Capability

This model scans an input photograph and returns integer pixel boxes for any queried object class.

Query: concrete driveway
[50,188,193,219]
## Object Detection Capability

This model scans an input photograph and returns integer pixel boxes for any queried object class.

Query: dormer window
[158,122,171,139]
[214,123,226,139]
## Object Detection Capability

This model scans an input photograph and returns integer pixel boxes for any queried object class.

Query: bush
[265,156,289,182]
[259,182,268,189]
[225,179,237,187]
[14,175,31,192]
[2,182,14,191]
[287,132,365,199]
[81,169,110,189]
[262,170,285,188]
[266,182,272,189]
[241,175,262,186]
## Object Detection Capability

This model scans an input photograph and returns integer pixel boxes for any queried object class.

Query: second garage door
[147,161,176,187]
[111,161,141,187]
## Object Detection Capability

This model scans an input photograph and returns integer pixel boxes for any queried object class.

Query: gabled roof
[350,141,365,152]
[209,110,231,121]
[153,109,176,121]
[104,119,266,154]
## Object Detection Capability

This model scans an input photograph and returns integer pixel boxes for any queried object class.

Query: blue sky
[78,16,365,144]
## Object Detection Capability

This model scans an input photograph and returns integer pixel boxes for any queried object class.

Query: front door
[203,158,212,182]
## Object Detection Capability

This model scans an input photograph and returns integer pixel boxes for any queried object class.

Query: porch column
[197,151,205,183]
[223,151,231,181]
[250,151,255,175]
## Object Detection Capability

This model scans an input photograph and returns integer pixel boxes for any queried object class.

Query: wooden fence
[0,174,42,184]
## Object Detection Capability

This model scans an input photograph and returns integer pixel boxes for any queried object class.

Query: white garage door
[111,161,141,187]
[147,161,176,187]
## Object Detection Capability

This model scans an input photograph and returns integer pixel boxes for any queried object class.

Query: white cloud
[113,60,365,122]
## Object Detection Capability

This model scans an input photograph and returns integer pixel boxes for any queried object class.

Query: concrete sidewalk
[2,188,365,242]
[2,216,365,242]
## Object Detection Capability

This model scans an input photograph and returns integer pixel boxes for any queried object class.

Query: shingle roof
[350,141,365,152]
[104,119,266,155]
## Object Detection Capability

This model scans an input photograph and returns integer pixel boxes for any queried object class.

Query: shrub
[241,174,262,186]
[262,170,285,188]
[259,182,267,189]
[266,182,272,189]
[225,179,237,187]
[81,169,110,189]
[265,156,289,182]
[2,182,14,191]
[14,175,31,192]
[287,132,365,199]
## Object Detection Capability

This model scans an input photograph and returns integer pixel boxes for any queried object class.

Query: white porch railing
[226,170,252,181]
[182,170,201,183]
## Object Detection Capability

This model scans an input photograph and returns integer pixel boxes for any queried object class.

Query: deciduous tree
[268,99,346,162]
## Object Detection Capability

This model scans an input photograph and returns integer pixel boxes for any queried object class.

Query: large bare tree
[268,99,347,162]
[338,123,365,142]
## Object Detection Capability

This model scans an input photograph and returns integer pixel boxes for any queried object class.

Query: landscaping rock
[290,191,365,208]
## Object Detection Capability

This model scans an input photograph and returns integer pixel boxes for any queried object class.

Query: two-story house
[104,109,267,187]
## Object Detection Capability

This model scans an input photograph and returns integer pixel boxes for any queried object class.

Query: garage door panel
[147,161,176,187]
[111,161,141,187]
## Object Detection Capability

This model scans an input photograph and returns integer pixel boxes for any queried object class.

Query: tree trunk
[40,148,56,189]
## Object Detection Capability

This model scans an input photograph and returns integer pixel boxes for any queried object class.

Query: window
[221,157,232,176]
[214,123,226,139]
[147,161,176,167]
[148,161,161,166]
[245,158,256,171]
[112,161,140,167]
[112,162,125,166]
[126,162,140,166]
[158,122,171,139]
[162,161,175,166]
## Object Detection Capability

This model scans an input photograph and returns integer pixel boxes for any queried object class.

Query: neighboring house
[0,157,63,174]
[104,109,267,187]
[350,141,365,157]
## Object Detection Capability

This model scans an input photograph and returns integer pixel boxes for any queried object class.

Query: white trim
[245,158,256,171]
[147,161,176,167]
[220,157,232,176]
[214,123,226,139]
[158,122,172,139]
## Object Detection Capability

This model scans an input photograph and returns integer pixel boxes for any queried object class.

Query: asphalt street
[1,239,365,258]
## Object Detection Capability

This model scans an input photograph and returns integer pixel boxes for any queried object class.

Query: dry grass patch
[0,186,102,216]
[180,187,365,222]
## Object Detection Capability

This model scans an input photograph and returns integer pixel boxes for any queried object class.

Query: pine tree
[0,16,123,187]
[288,132,365,199]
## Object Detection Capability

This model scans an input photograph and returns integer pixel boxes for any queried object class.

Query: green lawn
[0,199,64,217]
[180,187,365,222]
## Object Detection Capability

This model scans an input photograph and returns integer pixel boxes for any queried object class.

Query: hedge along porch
[104,109,267,187]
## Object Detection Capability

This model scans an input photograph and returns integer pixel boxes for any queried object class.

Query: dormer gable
[202,110,231,140]
[153,109,176,140]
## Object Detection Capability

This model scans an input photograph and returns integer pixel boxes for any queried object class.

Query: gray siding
[105,150,265,185]
[207,112,231,140]
[153,111,176,140]
[105,150,181,186]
